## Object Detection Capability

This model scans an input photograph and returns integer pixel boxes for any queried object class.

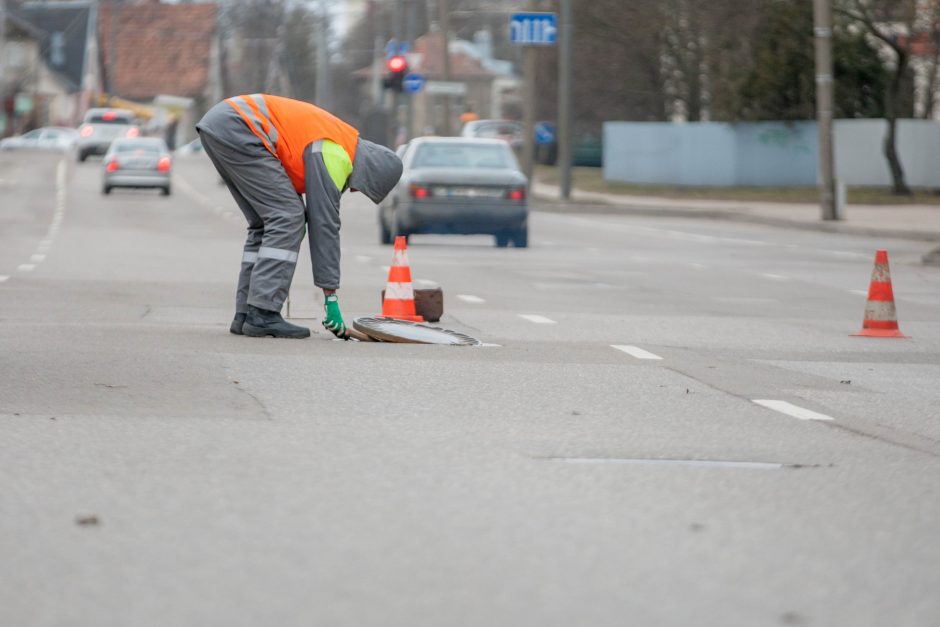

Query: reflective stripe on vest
[226,95,277,155]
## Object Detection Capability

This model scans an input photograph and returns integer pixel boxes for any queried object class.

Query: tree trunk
[884,50,911,195]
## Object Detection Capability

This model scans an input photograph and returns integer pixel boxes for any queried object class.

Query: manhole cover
[352,317,481,345]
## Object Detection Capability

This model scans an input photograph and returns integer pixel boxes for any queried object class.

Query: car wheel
[495,231,510,248]
[102,185,111,195]
[512,227,528,248]
[78,152,88,163]
[380,220,392,245]
[392,212,409,244]
[161,186,171,196]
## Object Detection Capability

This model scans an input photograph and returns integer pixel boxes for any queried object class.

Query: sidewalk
[532,180,940,243]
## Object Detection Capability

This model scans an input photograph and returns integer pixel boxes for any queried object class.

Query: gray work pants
[197,126,305,313]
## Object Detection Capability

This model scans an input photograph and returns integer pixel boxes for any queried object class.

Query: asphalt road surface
[2,150,939,626]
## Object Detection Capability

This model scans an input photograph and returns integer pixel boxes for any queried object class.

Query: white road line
[0,275,9,283]
[761,273,788,281]
[17,264,36,272]
[849,289,868,296]
[380,265,391,273]
[30,254,46,263]
[518,314,556,324]
[457,294,486,304]
[752,400,834,422]
[689,262,707,269]
[415,279,438,287]
[354,255,373,263]
[611,345,663,360]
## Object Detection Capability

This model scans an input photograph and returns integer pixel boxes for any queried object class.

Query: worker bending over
[197,94,402,339]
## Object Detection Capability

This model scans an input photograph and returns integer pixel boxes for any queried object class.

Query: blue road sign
[403,73,425,94]
[535,121,556,145]
[386,39,411,59]
[510,12,557,45]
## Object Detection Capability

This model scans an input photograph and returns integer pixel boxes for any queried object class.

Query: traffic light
[384,55,408,92]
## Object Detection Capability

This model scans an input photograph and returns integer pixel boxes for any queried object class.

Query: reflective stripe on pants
[198,125,305,313]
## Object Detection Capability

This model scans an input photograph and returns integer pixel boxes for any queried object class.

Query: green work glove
[322,294,349,340]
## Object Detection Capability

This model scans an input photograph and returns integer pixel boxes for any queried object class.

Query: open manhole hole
[352,317,482,345]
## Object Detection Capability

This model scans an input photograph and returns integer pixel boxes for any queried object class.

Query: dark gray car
[378,137,528,247]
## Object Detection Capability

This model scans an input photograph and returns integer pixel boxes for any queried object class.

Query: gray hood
[349,138,403,204]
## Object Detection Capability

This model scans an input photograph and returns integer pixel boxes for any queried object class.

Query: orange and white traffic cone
[853,249,906,338]
[380,236,424,322]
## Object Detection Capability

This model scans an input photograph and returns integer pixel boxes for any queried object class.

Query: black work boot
[230,312,247,335]
[242,304,311,339]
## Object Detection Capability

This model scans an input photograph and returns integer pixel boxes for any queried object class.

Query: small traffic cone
[380,236,424,322]
[853,249,906,338]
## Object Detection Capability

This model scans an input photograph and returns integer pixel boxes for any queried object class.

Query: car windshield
[411,144,514,169]
[115,142,163,154]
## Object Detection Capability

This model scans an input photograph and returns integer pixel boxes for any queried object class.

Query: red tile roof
[99,1,217,100]
[412,32,494,79]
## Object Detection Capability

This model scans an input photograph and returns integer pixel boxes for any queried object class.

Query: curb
[532,191,940,243]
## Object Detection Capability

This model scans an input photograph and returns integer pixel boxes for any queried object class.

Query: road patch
[544,457,785,470]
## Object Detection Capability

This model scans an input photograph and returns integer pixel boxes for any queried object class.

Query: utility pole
[316,0,331,110]
[405,0,417,141]
[814,0,839,220]
[439,0,451,135]
[0,0,7,136]
[558,0,572,199]
[109,0,120,96]
[521,0,537,181]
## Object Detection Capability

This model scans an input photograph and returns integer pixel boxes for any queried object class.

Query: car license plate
[434,186,502,198]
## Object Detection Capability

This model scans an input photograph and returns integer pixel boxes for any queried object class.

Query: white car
[0,127,78,152]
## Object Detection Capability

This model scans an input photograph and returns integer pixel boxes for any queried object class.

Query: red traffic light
[387,55,407,73]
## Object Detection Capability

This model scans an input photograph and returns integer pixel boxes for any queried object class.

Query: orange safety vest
[225,94,359,193]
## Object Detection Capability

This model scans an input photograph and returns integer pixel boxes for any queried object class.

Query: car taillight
[157,156,171,172]
[106,160,119,173]
[506,187,526,201]
[409,184,431,199]
[126,128,139,138]
[79,124,93,138]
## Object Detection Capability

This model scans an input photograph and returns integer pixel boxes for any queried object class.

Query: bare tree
[836,0,916,195]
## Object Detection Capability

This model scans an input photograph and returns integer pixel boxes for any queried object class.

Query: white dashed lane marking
[457,294,485,304]
[611,345,663,360]
[0,275,9,283]
[761,273,788,281]
[354,255,372,263]
[752,400,834,422]
[518,314,556,324]
[17,264,36,272]
[850,289,868,296]
[30,254,46,263]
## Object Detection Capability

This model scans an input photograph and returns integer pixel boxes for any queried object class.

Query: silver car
[78,108,140,162]
[379,137,528,247]
[102,138,172,196]
[0,126,78,152]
